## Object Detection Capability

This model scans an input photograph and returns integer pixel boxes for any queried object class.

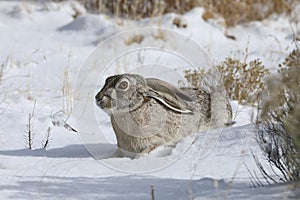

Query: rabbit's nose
[95,91,104,101]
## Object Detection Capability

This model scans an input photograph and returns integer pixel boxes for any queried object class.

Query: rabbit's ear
[145,78,193,114]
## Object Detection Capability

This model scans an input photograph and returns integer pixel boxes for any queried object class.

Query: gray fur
[95,74,232,156]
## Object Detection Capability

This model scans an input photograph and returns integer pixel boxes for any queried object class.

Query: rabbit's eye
[117,80,129,90]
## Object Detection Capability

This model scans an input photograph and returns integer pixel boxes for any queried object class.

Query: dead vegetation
[217,58,269,105]
[25,101,36,149]
[67,0,297,26]
[124,34,144,45]
[184,57,269,105]
[255,48,300,183]
[200,0,296,27]
[42,127,52,149]
[0,63,4,84]
[184,50,299,185]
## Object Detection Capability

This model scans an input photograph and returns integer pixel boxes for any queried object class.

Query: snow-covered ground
[0,1,299,199]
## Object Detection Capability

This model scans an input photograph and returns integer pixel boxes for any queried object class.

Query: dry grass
[61,52,73,115]
[200,0,296,27]
[71,0,297,27]
[0,63,5,115]
[0,63,4,83]
[124,34,144,45]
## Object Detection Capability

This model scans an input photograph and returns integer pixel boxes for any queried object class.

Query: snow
[1,176,296,200]
[0,1,299,199]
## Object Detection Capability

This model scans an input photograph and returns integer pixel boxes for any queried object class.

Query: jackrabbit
[95,74,232,155]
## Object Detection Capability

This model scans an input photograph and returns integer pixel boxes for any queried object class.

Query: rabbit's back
[181,87,232,129]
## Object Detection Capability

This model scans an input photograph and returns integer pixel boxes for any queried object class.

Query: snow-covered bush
[256,48,300,183]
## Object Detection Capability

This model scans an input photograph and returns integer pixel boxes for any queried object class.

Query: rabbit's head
[95,74,193,116]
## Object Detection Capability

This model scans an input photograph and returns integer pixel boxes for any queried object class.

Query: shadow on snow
[0,175,298,200]
[0,143,116,159]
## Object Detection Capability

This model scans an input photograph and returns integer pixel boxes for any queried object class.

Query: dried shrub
[97,0,198,19]
[184,58,269,105]
[183,68,207,89]
[256,49,300,183]
[201,0,296,27]
[217,58,269,105]
[73,0,296,27]
[184,67,229,95]
[124,34,144,45]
